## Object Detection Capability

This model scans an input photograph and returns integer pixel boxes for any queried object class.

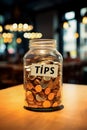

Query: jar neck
[29,39,56,49]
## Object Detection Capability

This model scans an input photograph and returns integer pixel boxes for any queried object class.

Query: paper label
[31,64,58,77]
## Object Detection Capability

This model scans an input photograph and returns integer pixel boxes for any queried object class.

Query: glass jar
[23,39,63,112]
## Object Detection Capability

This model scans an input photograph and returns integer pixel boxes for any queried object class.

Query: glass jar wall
[23,39,63,111]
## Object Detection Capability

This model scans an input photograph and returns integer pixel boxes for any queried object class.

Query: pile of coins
[24,62,62,109]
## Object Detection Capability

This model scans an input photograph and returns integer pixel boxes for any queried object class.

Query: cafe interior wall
[33,7,87,85]
[35,10,60,51]
[0,2,87,88]
[35,10,56,38]
[35,7,87,60]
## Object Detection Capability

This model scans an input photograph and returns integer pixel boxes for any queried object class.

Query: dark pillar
[75,9,80,58]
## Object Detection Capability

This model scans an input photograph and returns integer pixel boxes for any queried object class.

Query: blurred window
[63,12,77,58]
[0,15,4,24]
[80,7,87,60]
[65,11,75,20]
[0,39,6,54]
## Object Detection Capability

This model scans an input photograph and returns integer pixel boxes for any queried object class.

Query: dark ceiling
[0,0,87,12]
[0,0,87,24]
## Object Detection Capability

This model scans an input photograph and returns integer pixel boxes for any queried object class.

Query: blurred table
[0,62,23,89]
[0,61,23,70]
[0,84,87,130]
[82,66,87,84]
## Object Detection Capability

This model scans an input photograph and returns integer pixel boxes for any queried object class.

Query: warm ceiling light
[28,25,33,31]
[16,37,22,44]
[74,32,79,39]
[82,16,87,24]
[18,23,23,28]
[4,24,11,30]
[82,12,87,24]
[13,23,17,29]
[2,32,14,38]
[23,32,42,39]
[23,23,29,31]
[4,23,33,32]
[0,25,3,32]
[63,21,69,29]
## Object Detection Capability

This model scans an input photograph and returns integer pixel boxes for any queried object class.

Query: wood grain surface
[0,84,87,130]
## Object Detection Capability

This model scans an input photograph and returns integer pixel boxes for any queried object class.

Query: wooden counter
[0,84,87,130]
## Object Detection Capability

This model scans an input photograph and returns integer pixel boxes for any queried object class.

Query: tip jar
[23,39,63,112]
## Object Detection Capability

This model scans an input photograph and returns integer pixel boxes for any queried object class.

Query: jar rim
[29,39,56,48]
[30,39,56,42]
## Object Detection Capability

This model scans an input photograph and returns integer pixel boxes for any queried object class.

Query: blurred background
[0,0,87,89]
